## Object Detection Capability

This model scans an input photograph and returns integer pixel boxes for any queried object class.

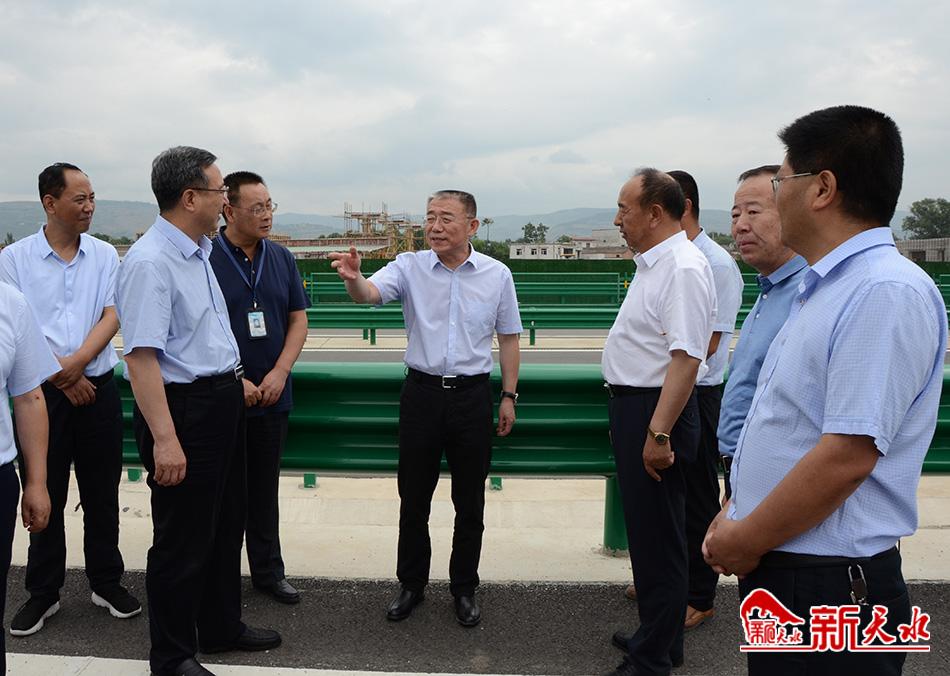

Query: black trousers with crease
[134,375,247,674]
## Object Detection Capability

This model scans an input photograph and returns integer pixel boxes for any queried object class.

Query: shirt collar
[693,229,711,247]
[34,225,89,260]
[153,215,212,260]
[635,230,687,269]
[810,227,895,279]
[758,254,808,292]
[428,244,478,271]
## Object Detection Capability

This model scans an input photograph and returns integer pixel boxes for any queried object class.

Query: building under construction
[279,203,424,259]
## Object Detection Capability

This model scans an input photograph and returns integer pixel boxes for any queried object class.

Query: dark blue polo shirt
[210,228,310,417]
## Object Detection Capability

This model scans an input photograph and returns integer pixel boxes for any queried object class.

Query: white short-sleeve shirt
[602,231,717,387]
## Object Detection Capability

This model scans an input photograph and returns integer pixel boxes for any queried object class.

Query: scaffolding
[339,202,423,258]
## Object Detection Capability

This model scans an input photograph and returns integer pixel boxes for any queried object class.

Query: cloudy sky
[0,1,947,217]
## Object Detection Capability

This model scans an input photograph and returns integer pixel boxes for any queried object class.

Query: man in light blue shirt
[118,146,279,676]
[0,282,58,673]
[704,106,945,675]
[717,165,808,484]
[0,163,140,637]
[330,190,521,628]
[668,170,744,630]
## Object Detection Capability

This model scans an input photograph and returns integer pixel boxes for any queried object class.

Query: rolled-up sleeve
[117,259,172,355]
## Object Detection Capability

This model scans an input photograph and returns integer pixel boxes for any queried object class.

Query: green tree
[708,232,734,248]
[518,221,537,243]
[481,217,494,242]
[91,232,115,244]
[471,237,510,261]
[556,234,572,243]
[903,198,950,239]
[535,222,549,243]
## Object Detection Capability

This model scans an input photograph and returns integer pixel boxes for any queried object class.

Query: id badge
[247,308,268,339]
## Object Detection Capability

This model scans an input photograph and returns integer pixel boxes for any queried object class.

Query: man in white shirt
[602,168,716,676]
[668,170,743,630]
[0,163,140,638]
[330,190,521,627]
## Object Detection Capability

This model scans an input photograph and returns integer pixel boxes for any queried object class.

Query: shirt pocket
[463,301,497,338]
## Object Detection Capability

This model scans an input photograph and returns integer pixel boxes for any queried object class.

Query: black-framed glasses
[230,202,277,217]
[771,172,815,194]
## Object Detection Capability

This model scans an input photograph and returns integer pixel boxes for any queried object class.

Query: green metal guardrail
[116,363,950,554]
[304,272,626,306]
[305,305,621,345]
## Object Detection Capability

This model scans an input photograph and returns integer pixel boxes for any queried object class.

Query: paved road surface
[6,568,948,675]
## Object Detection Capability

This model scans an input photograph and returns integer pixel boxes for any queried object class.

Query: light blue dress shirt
[117,216,241,384]
[692,230,744,386]
[729,228,946,557]
[717,255,808,458]
[0,227,120,377]
[0,283,61,465]
[369,248,522,376]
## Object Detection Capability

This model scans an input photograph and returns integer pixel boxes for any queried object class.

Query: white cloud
[0,0,947,213]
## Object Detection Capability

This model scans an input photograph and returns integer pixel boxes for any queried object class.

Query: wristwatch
[501,390,519,405]
[648,427,670,445]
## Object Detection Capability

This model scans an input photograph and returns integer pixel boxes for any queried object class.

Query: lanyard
[220,238,267,307]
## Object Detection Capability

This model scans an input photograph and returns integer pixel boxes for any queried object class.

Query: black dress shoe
[254,578,301,604]
[387,588,423,621]
[202,625,282,653]
[152,657,216,676]
[611,631,682,667]
[454,594,481,627]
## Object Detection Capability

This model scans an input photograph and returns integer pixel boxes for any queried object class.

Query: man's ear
[811,170,837,211]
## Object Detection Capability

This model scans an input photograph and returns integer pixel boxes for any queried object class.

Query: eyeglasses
[190,186,229,195]
[230,202,277,217]
[771,172,815,194]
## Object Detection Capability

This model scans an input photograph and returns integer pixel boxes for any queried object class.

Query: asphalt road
[6,568,948,675]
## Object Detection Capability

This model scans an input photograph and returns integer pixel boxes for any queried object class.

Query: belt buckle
[234,365,245,381]
[441,375,458,389]
[604,382,614,398]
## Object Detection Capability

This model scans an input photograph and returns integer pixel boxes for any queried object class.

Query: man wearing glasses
[704,106,945,674]
[118,147,280,676]
[210,171,309,605]
[330,190,521,627]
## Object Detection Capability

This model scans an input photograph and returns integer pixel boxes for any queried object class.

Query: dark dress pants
[134,376,247,675]
[245,412,289,587]
[684,384,722,612]
[738,547,909,676]
[609,388,699,676]
[15,374,124,601]
[396,377,493,598]
[0,462,20,675]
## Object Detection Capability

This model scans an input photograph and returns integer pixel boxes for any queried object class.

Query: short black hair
[38,162,83,200]
[667,170,699,219]
[151,146,217,212]
[224,171,266,206]
[634,168,686,221]
[428,190,477,218]
[778,105,903,225]
[737,165,781,183]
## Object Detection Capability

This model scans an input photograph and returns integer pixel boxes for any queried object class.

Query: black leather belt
[88,371,115,386]
[166,365,244,393]
[407,368,490,390]
[603,383,662,398]
[759,546,898,569]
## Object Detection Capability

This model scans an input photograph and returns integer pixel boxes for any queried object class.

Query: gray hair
[151,146,217,212]
[427,190,477,218]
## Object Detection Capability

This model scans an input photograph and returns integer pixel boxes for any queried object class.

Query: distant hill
[0,201,912,243]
